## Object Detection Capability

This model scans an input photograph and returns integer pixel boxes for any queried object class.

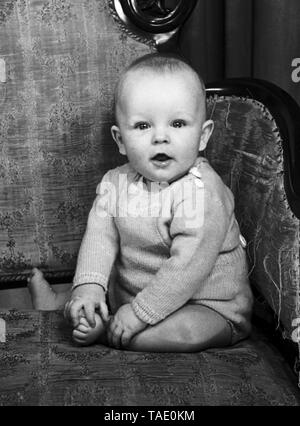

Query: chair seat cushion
[0,310,299,406]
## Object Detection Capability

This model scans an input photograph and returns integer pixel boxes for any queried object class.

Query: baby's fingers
[121,330,133,348]
[108,321,122,349]
[67,299,85,327]
[63,301,71,321]
[99,301,109,323]
[64,299,76,322]
[112,329,122,349]
[84,303,96,328]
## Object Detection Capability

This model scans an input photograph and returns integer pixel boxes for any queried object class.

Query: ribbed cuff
[72,272,108,291]
[71,282,106,293]
[131,297,164,325]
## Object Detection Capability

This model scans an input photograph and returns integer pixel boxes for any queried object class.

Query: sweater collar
[128,156,207,191]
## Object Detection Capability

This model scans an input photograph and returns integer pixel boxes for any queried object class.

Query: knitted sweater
[73,157,253,334]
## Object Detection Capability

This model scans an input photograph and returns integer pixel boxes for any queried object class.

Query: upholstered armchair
[0,0,299,405]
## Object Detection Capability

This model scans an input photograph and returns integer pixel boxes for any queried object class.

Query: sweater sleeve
[131,176,234,324]
[72,170,119,291]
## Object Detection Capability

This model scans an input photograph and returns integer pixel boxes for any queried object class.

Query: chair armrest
[204,80,300,344]
[206,78,300,218]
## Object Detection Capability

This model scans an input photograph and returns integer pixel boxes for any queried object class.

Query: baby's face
[112,69,213,183]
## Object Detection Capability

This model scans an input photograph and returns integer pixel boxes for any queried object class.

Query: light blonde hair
[114,52,206,122]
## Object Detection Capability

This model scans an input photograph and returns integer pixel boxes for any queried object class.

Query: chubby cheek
[122,133,148,156]
[179,144,200,163]
[125,147,146,168]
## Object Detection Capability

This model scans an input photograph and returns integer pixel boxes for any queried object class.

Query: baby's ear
[111,125,126,155]
[199,119,214,152]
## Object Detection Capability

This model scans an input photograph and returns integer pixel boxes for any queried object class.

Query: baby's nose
[152,129,170,144]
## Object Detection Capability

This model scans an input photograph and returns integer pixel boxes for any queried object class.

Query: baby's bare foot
[72,314,106,346]
[27,267,69,310]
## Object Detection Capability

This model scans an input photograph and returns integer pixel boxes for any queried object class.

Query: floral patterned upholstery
[206,96,300,347]
[0,310,299,406]
[0,0,152,283]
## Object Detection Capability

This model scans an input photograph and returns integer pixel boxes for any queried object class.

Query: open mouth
[151,153,173,169]
[151,153,172,162]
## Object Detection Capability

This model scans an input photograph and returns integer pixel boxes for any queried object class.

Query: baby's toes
[79,317,90,328]
[76,323,89,333]
[73,328,88,344]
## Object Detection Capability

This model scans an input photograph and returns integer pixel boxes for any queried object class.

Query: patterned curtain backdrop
[179,0,300,106]
[0,0,153,283]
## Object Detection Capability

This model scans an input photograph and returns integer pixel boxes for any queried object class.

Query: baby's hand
[64,283,109,328]
[72,314,105,346]
[107,304,147,349]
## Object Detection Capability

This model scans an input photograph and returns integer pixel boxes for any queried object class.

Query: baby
[28,53,253,352]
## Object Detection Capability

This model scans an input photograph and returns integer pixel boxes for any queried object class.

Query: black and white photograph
[0,0,299,409]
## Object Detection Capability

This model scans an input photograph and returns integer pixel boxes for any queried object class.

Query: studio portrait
[0,0,300,408]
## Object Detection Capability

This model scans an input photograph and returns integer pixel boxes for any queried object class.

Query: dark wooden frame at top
[118,0,198,33]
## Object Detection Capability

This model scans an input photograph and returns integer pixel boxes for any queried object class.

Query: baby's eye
[171,120,186,128]
[134,122,150,130]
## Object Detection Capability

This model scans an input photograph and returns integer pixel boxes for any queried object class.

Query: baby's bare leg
[27,268,71,310]
[128,305,232,353]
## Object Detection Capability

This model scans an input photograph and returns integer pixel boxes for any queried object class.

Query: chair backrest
[205,78,300,342]
[0,0,195,287]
